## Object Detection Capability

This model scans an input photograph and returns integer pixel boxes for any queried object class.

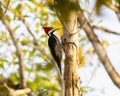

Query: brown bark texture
[55,0,81,96]
[63,43,80,96]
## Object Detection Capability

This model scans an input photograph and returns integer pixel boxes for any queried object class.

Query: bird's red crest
[43,27,53,35]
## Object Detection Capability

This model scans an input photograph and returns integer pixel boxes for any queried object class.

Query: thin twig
[105,2,120,21]
[72,5,96,36]
[0,0,10,17]
[116,12,120,21]
[2,1,63,93]
[106,2,120,13]
[77,10,120,88]
[55,8,72,34]
[1,0,53,65]
[18,3,63,83]
[22,17,63,95]
[2,17,26,88]
[79,6,95,30]
[93,25,120,36]
[82,65,98,96]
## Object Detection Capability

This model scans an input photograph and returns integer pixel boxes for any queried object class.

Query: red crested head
[43,27,53,35]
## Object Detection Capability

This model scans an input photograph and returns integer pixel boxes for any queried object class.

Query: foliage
[0,0,120,95]
[95,0,120,14]
[0,0,61,95]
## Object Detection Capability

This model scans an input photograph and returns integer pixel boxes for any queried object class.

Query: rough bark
[63,43,80,96]
[55,0,80,96]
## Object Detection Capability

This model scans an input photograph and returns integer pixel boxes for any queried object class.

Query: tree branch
[77,10,120,88]
[1,17,26,88]
[20,16,62,81]
[93,25,120,36]
[105,2,120,21]
[1,1,62,79]
[106,2,120,13]
[4,83,31,96]
[0,0,10,18]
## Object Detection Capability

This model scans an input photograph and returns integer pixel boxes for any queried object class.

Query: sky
[0,0,120,96]
[79,0,120,96]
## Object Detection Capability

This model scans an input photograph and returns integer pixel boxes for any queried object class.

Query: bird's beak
[54,28,60,31]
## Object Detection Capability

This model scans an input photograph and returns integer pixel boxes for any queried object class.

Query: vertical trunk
[55,0,80,96]
[64,43,80,96]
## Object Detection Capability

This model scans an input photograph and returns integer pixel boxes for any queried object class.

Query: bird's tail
[57,62,61,74]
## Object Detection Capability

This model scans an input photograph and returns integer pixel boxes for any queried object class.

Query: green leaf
[1,32,6,38]
[40,34,47,38]
[22,49,28,53]
[79,37,87,42]
[15,4,21,11]
[0,58,8,68]
[25,67,33,72]
[21,39,29,45]
[0,62,4,68]
[0,4,3,19]
[29,51,34,57]
[28,81,38,91]
[13,61,19,65]
[35,29,39,34]
[36,22,40,29]
[13,25,20,31]
[35,64,42,71]
[26,3,33,11]
[29,0,34,3]
[19,94,26,96]
[10,73,19,83]
[80,86,89,93]
[6,15,11,22]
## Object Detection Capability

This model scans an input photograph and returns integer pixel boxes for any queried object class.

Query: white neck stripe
[48,28,55,36]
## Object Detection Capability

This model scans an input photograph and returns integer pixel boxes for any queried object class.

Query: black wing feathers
[48,34,62,73]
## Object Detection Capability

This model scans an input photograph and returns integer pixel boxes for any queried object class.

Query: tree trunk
[63,43,80,96]
[55,0,80,96]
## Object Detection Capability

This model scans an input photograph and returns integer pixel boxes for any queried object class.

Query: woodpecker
[43,27,62,74]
